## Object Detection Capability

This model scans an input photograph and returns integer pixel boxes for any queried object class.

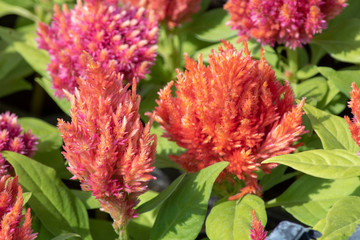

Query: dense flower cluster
[250,209,267,240]
[121,0,202,28]
[224,0,347,48]
[0,175,37,240]
[345,82,360,149]
[58,56,157,233]
[0,112,38,177]
[154,41,306,199]
[37,0,158,98]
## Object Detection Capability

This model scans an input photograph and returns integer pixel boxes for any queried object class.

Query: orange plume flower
[0,175,37,240]
[58,56,156,234]
[154,41,306,200]
[345,82,360,149]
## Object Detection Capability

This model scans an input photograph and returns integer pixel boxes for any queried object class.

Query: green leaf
[318,66,360,98]
[51,233,81,240]
[316,196,360,239]
[0,1,38,21]
[263,149,360,179]
[206,195,266,240]
[296,64,319,79]
[137,174,186,214]
[150,162,228,240]
[0,77,31,97]
[190,9,235,42]
[71,190,100,210]
[89,219,117,240]
[313,19,360,63]
[259,165,299,192]
[303,103,359,152]
[267,175,360,226]
[36,77,71,116]
[18,117,62,152]
[294,77,327,106]
[151,123,184,169]
[3,151,92,240]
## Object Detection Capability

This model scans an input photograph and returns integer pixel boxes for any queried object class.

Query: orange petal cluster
[345,82,360,148]
[57,56,156,232]
[0,175,37,240]
[154,41,306,199]
[121,0,202,28]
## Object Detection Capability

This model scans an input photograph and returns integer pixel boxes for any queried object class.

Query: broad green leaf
[150,162,228,240]
[318,66,360,98]
[323,92,348,115]
[318,196,360,239]
[137,174,186,214]
[71,190,100,210]
[151,124,184,170]
[0,77,31,97]
[51,233,81,240]
[3,152,92,240]
[267,175,360,226]
[303,103,359,152]
[259,165,299,192]
[296,64,319,79]
[313,19,360,63]
[0,45,22,80]
[18,117,62,152]
[0,1,38,21]
[36,77,71,116]
[322,79,340,108]
[0,26,50,78]
[33,149,72,180]
[263,149,360,179]
[294,77,327,106]
[89,219,117,240]
[206,195,266,240]
[129,191,159,240]
[190,9,235,42]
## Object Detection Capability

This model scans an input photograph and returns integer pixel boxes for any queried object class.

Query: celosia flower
[37,0,158,98]
[153,41,306,200]
[57,56,156,234]
[0,112,38,177]
[250,209,267,240]
[224,0,347,49]
[345,82,360,149]
[121,0,202,28]
[0,175,37,240]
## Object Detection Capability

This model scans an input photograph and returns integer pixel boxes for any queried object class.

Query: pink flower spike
[58,55,157,233]
[224,0,347,49]
[0,112,38,177]
[250,209,267,240]
[37,0,158,98]
[0,175,37,240]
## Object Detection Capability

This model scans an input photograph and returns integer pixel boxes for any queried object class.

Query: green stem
[286,47,298,83]
[116,226,129,240]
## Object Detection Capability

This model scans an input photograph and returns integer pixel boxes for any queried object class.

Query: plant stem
[116,227,129,240]
[286,47,298,83]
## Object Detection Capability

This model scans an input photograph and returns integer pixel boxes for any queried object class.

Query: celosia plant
[37,0,158,98]
[153,41,306,200]
[345,82,360,149]
[250,209,267,240]
[0,175,37,240]
[121,0,202,28]
[57,56,156,238]
[0,112,38,177]
[224,0,347,48]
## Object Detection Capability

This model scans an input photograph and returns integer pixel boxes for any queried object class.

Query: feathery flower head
[121,0,202,28]
[0,112,38,177]
[224,0,347,49]
[250,209,267,240]
[345,82,360,149]
[0,175,37,240]
[37,0,158,98]
[57,56,157,232]
[154,41,306,200]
